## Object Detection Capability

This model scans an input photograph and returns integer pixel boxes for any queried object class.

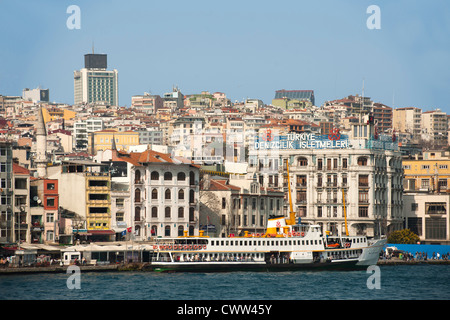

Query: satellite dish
[33,196,39,201]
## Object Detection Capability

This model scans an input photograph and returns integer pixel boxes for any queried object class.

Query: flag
[127,227,132,233]
[121,229,127,237]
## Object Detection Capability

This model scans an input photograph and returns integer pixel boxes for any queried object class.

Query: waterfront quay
[1,258,450,275]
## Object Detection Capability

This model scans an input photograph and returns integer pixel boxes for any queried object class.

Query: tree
[387,229,420,244]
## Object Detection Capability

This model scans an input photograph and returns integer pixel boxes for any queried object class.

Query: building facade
[247,124,403,238]
[74,54,118,106]
[0,141,14,245]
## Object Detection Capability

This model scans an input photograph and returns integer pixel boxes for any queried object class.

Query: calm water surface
[1,265,449,300]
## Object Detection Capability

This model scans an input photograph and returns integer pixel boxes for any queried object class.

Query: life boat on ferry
[326,243,340,248]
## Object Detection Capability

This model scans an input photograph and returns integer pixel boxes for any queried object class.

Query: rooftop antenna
[92,42,95,54]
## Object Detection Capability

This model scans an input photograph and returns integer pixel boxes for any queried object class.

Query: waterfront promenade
[1,258,449,275]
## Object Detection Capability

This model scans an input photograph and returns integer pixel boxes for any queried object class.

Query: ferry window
[302,240,305,245]
[315,240,318,245]
[240,241,243,246]
[271,241,274,246]
[306,240,309,245]
[226,241,229,245]
[275,241,279,246]
[230,241,233,246]
[221,241,224,246]
[258,241,261,246]
[244,241,247,246]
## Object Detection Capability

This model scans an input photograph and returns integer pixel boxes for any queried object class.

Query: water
[1,265,449,300]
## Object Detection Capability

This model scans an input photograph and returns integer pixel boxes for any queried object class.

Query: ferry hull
[144,259,369,273]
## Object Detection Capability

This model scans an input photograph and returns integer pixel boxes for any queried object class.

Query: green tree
[387,229,420,244]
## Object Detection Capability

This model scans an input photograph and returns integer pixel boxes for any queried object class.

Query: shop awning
[89,230,115,235]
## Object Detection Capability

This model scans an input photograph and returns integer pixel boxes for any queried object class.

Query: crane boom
[285,158,296,225]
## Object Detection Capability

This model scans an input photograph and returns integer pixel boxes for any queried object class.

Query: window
[425,203,446,215]
[46,198,55,207]
[357,157,368,166]
[421,179,430,189]
[298,157,308,166]
[151,171,159,180]
[178,207,184,218]
[47,183,55,190]
[151,207,158,218]
[359,175,369,187]
[411,203,418,211]
[318,159,323,170]
[342,158,348,169]
[425,217,446,239]
[177,172,186,181]
[165,207,171,218]
[421,165,430,170]
[222,198,226,209]
[165,189,171,200]
[178,189,184,200]
[46,213,54,223]
[358,207,369,217]
[164,172,172,180]
[151,189,158,200]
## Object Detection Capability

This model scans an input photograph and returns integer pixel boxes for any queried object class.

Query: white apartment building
[247,123,404,238]
[125,149,201,240]
[421,109,448,147]
[73,118,104,150]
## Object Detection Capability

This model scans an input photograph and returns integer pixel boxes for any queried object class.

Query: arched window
[297,157,308,166]
[165,207,171,218]
[135,170,141,183]
[165,225,171,237]
[164,172,172,181]
[178,226,184,237]
[189,207,195,221]
[151,171,159,180]
[178,189,185,200]
[189,189,195,203]
[165,189,171,200]
[151,188,158,200]
[151,207,158,218]
[135,207,141,221]
[358,157,368,166]
[151,225,157,237]
[189,171,196,185]
[178,207,184,218]
[135,188,141,202]
[177,172,186,181]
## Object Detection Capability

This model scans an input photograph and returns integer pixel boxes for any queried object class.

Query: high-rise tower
[74,52,118,106]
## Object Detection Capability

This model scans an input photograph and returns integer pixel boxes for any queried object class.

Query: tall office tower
[74,53,119,106]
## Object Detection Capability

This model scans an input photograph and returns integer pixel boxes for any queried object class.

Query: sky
[1,0,449,111]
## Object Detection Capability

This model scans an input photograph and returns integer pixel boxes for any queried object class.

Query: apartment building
[73,118,104,150]
[200,175,285,237]
[0,141,14,245]
[47,160,112,242]
[393,107,422,141]
[247,124,403,238]
[88,129,139,154]
[421,109,448,147]
[30,178,59,244]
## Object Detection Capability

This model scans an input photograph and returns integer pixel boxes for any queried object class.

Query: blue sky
[1,0,449,111]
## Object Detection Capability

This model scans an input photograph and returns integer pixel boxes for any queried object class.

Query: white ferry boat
[145,214,386,273]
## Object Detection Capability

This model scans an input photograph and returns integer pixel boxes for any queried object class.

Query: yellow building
[42,107,77,123]
[89,129,140,154]
[403,151,450,193]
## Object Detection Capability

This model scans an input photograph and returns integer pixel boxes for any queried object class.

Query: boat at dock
[145,216,386,273]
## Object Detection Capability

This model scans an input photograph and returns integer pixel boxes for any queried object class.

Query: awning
[88,230,115,235]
